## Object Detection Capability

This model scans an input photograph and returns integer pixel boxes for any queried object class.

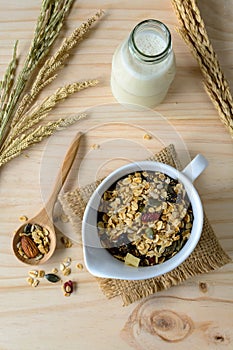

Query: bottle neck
[128,19,172,64]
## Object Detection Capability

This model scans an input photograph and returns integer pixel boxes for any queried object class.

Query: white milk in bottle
[111,19,176,108]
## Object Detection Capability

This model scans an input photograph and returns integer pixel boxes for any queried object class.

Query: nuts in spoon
[21,235,39,258]
[18,223,50,260]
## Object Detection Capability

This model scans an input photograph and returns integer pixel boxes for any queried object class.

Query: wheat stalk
[172,0,233,138]
[0,113,87,167]
[0,41,18,121]
[0,2,104,168]
[5,80,98,148]
[12,10,104,125]
[0,0,74,147]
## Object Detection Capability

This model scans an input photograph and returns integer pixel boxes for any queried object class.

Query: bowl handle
[182,154,208,183]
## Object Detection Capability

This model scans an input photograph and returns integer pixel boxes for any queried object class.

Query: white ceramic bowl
[82,154,208,280]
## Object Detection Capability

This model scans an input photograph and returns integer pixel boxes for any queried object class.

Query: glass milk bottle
[111,19,176,108]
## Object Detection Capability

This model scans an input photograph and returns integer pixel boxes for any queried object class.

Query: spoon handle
[45,131,82,215]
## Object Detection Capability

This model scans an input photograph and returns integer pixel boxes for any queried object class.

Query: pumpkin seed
[24,223,32,234]
[145,227,154,239]
[148,198,161,207]
[44,273,60,283]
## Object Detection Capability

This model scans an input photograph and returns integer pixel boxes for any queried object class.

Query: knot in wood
[146,310,193,342]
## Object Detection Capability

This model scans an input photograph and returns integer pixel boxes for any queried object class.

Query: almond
[21,235,39,258]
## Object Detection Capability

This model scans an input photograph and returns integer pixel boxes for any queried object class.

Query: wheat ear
[172,0,233,138]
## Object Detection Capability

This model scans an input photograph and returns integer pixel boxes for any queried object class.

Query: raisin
[147,256,156,265]
[141,212,161,223]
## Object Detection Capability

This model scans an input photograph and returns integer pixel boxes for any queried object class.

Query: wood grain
[121,296,233,349]
[0,1,232,349]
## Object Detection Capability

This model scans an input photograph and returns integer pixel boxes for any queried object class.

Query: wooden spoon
[12,131,82,265]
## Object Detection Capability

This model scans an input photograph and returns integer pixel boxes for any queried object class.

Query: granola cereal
[19,215,28,222]
[143,133,152,140]
[17,223,50,260]
[97,171,193,267]
[60,236,73,248]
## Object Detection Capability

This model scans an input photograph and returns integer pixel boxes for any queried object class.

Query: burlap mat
[59,144,231,305]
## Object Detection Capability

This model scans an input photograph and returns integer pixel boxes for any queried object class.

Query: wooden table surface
[0,1,232,349]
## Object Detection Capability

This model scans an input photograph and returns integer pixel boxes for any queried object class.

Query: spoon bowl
[12,217,57,266]
[12,131,82,265]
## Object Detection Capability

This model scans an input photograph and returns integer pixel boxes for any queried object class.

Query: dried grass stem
[0,2,103,168]
[172,0,233,138]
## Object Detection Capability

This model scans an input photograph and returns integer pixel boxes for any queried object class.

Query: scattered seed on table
[44,273,61,283]
[28,270,38,278]
[38,270,45,278]
[32,279,40,288]
[60,236,73,248]
[76,263,83,270]
[63,257,72,266]
[19,215,28,222]
[143,133,152,140]
[91,144,100,150]
[63,267,71,276]
[27,277,34,286]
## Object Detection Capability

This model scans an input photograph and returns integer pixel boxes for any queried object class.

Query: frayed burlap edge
[59,144,231,306]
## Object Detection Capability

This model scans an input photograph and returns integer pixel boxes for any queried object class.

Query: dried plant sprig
[31,10,104,97]
[5,80,98,148]
[12,10,104,125]
[0,41,18,124]
[0,1,104,169]
[0,113,87,167]
[0,0,74,147]
[172,0,233,138]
